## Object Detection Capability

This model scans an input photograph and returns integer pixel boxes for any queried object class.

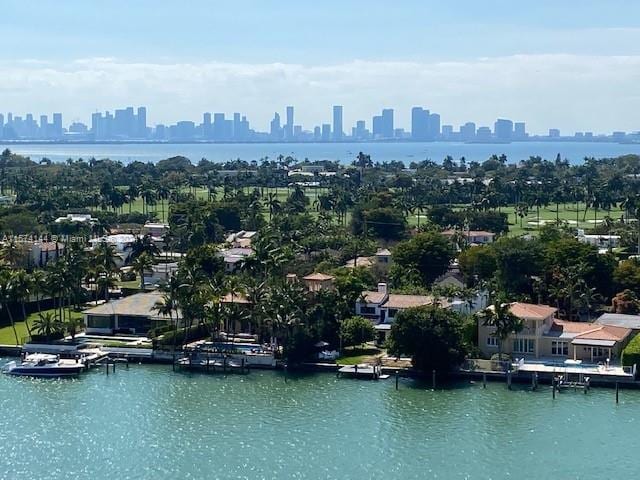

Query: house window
[486,337,499,348]
[360,306,376,315]
[513,338,535,354]
[591,347,608,358]
[388,309,398,318]
[551,341,568,356]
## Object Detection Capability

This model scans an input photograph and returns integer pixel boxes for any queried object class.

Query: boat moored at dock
[2,353,85,378]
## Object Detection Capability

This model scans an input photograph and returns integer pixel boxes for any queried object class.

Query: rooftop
[303,273,335,281]
[83,292,180,319]
[509,302,557,321]
[360,291,387,305]
[596,313,640,330]
[384,294,434,310]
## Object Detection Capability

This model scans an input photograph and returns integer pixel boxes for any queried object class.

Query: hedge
[621,333,640,370]
[156,324,210,347]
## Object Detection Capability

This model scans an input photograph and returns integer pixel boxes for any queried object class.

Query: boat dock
[175,354,250,374]
[337,363,382,380]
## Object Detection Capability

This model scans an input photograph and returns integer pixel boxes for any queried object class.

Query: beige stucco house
[478,302,632,362]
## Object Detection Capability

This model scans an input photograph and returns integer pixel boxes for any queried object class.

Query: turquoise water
[0,363,638,479]
[3,141,640,164]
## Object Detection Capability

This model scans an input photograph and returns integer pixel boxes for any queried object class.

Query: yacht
[2,354,84,378]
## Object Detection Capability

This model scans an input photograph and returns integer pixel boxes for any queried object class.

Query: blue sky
[2,1,640,133]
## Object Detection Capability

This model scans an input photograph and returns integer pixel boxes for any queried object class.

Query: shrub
[156,324,209,347]
[621,333,640,375]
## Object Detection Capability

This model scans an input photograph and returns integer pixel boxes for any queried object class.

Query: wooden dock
[175,354,250,374]
[337,364,382,380]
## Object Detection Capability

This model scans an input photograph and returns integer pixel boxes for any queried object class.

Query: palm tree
[476,299,523,368]
[0,270,19,344]
[34,311,62,343]
[132,252,154,290]
[11,269,32,335]
[30,269,48,314]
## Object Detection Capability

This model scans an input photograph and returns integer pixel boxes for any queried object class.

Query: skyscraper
[213,113,224,140]
[270,112,282,140]
[0,114,4,139]
[137,107,147,138]
[40,115,48,138]
[428,113,440,139]
[321,123,331,142]
[285,106,294,140]
[52,113,63,138]
[494,118,513,141]
[460,122,476,141]
[411,107,429,140]
[203,112,212,139]
[233,113,241,141]
[381,109,394,138]
[332,105,343,141]
[514,122,526,139]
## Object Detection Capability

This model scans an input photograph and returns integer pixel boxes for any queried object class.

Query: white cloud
[1,55,639,134]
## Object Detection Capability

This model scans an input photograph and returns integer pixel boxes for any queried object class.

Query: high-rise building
[428,113,440,139]
[0,114,4,139]
[381,109,394,138]
[285,106,294,140]
[514,122,526,139]
[411,107,429,140]
[494,118,513,140]
[233,113,241,140]
[40,115,48,138]
[476,126,492,141]
[460,122,476,141]
[270,112,282,140]
[321,123,331,142]
[549,128,560,138]
[137,107,147,138]
[354,120,368,140]
[52,113,63,138]
[213,113,226,140]
[203,113,212,139]
[332,105,343,141]
[372,115,383,138]
[313,126,321,141]
[441,125,454,139]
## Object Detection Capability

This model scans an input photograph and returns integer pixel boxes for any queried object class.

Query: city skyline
[0,103,636,143]
[1,1,640,133]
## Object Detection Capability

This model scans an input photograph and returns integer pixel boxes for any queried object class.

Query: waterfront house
[478,302,632,362]
[83,291,180,335]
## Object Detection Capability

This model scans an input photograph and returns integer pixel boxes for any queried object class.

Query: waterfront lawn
[0,321,30,346]
[0,309,84,345]
[337,346,383,365]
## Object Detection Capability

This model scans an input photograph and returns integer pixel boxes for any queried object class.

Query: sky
[1,0,640,134]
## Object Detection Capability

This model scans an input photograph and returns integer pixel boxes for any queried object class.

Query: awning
[374,324,392,331]
[571,339,616,347]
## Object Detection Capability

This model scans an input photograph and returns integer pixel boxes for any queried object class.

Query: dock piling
[482,372,486,389]
[395,370,399,390]
[552,377,556,399]
[432,370,436,390]
[616,382,619,404]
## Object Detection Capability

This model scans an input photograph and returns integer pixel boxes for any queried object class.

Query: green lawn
[337,346,382,365]
[0,308,84,345]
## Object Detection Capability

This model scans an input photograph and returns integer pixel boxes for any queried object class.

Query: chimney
[377,282,388,294]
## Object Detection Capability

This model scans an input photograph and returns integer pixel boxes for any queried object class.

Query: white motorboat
[1,353,84,378]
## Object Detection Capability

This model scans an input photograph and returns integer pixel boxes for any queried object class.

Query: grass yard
[337,345,383,365]
[0,308,84,345]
